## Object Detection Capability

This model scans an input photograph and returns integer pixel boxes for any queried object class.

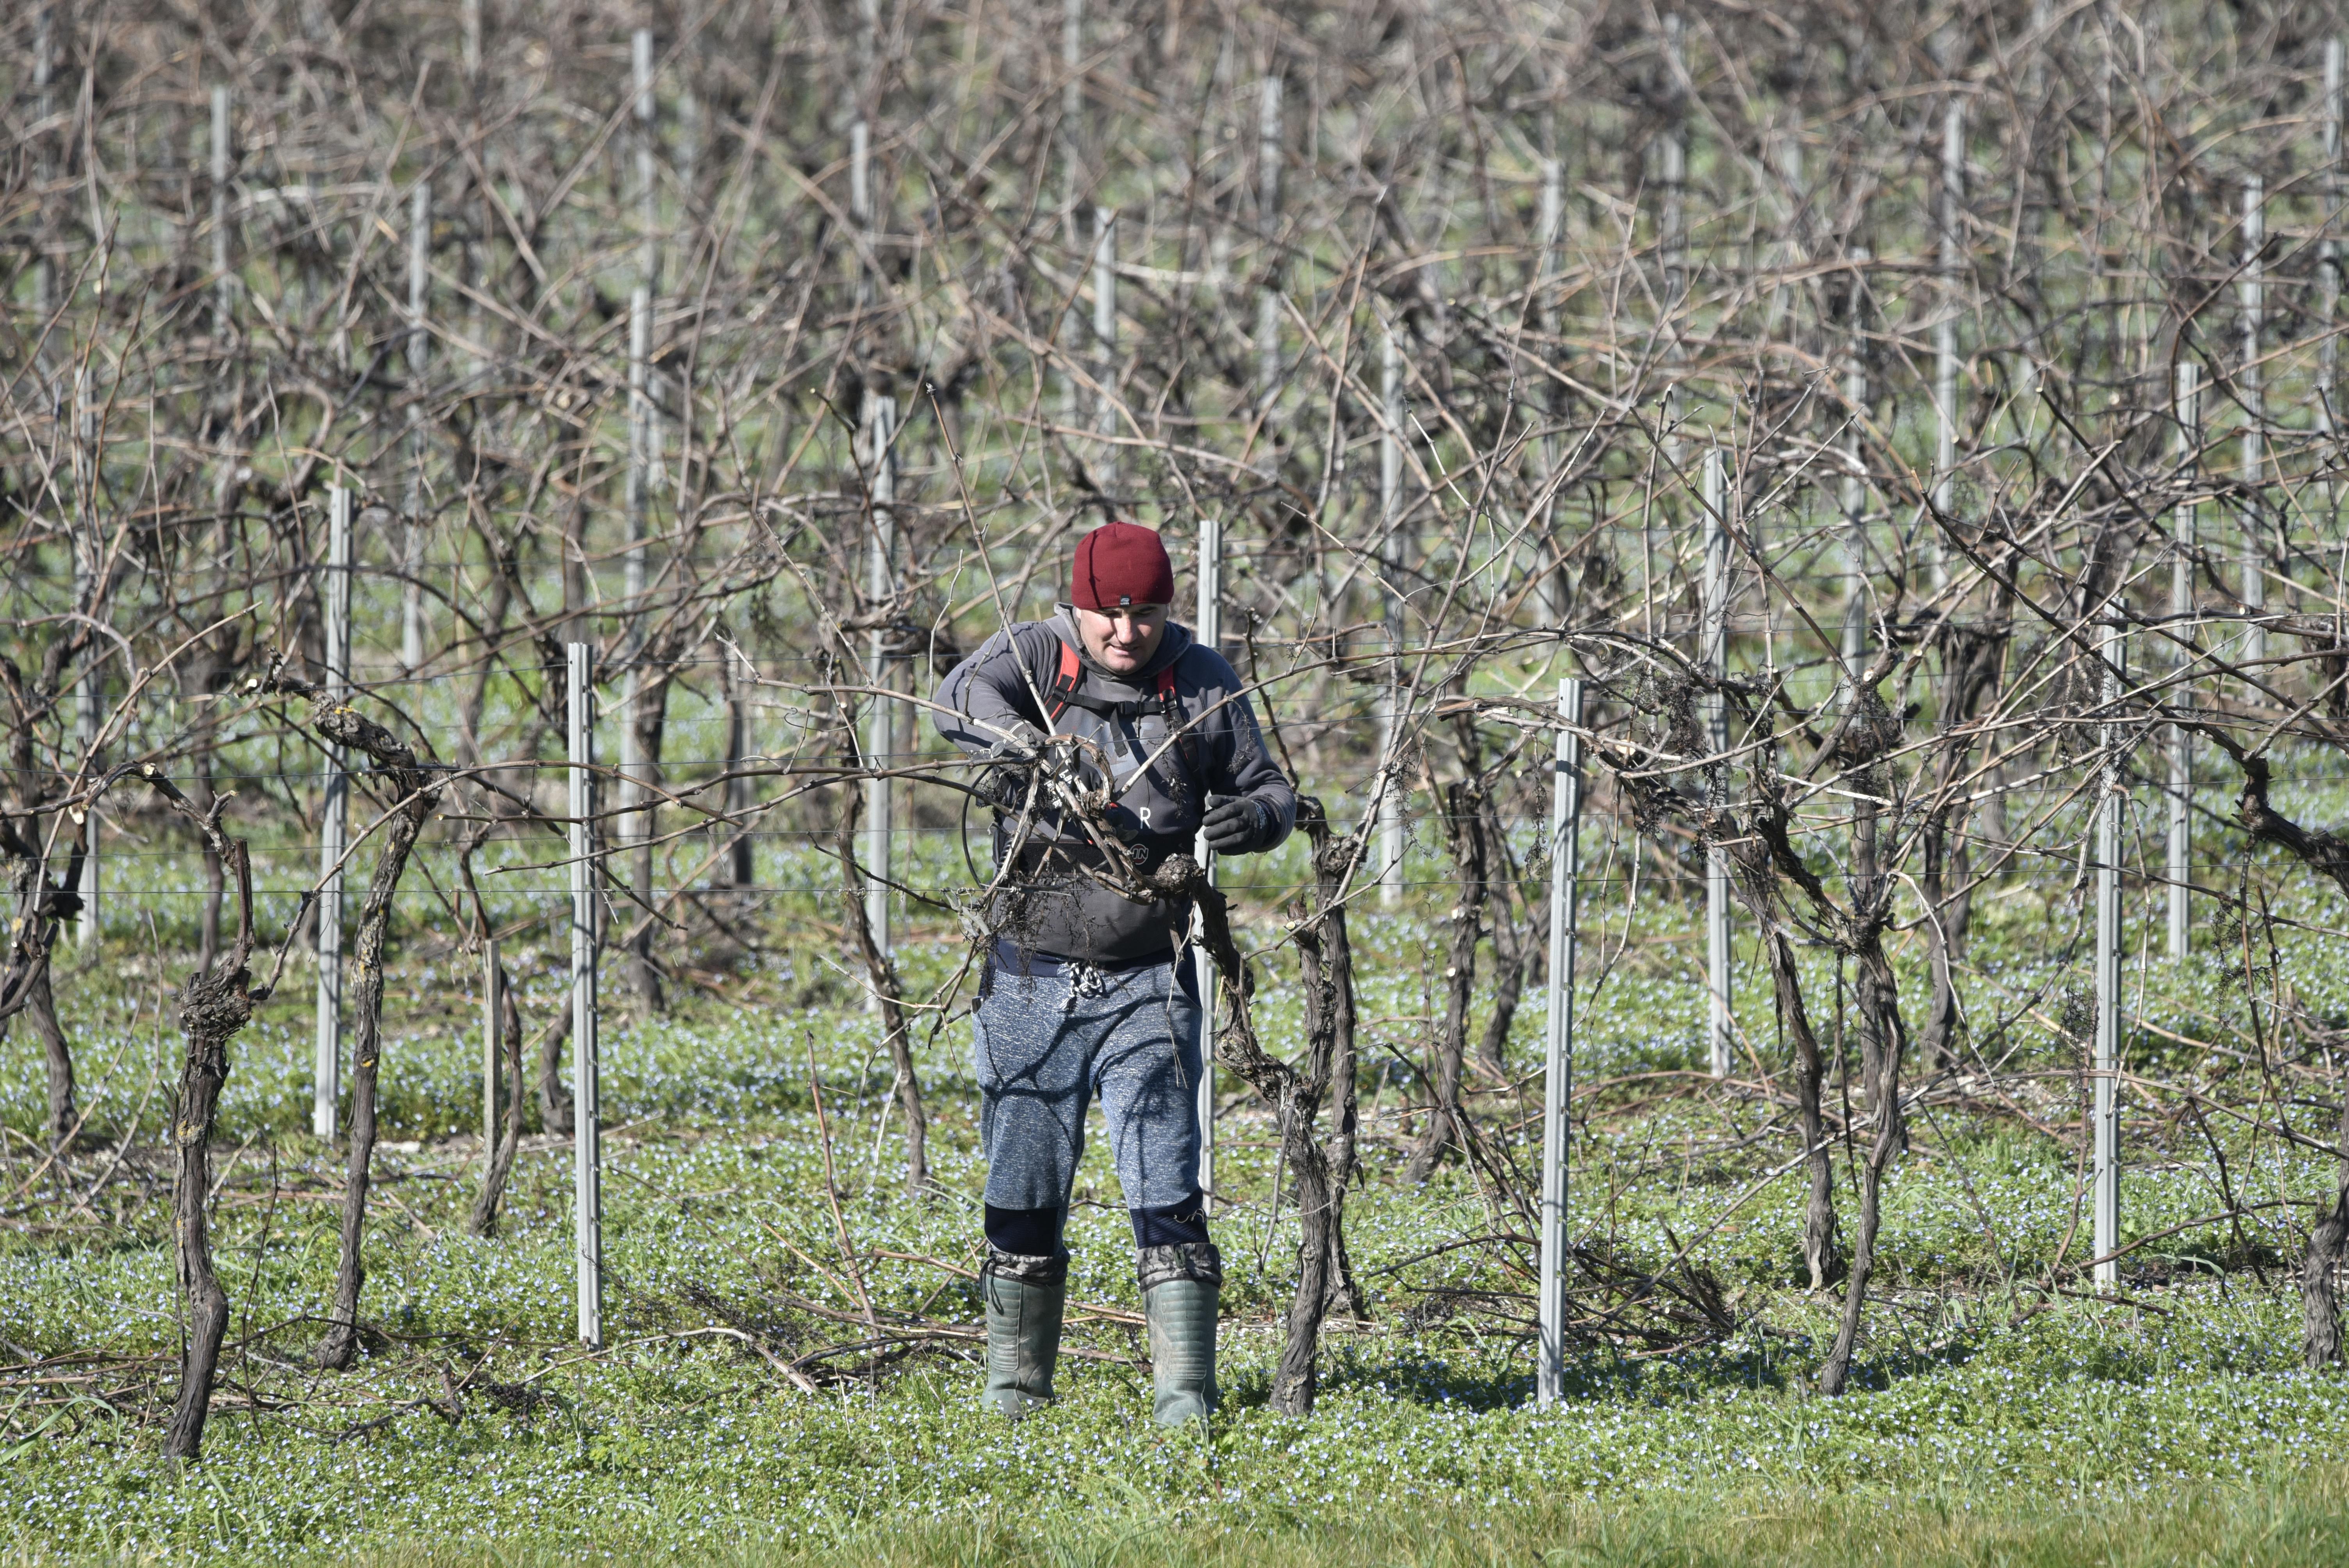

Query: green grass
[624,1477,2349,1567]
[8,837,2349,1565]
[12,1466,2349,1565]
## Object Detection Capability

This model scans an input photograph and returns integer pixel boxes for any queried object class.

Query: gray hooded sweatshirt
[934,608,1297,962]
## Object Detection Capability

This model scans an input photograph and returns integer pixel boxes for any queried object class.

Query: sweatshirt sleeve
[933,625,1051,757]
[1192,649,1297,851]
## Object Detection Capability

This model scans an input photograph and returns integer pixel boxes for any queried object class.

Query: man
[935,520,1296,1424]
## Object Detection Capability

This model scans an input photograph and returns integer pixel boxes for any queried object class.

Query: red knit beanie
[1070,521,1176,610]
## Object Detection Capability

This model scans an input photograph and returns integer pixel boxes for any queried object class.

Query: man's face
[1074,602,1169,674]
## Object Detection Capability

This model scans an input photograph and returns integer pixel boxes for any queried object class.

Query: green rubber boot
[981,1251,1066,1417]
[1139,1243,1223,1427]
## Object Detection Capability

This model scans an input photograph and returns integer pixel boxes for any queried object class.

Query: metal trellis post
[634,27,659,298]
[210,86,233,330]
[628,25,661,816]
[863,392,899,976]
[73,371,100,950]
[2171,363,2198,962]
[1537,678,1585,1408]
[1536,155,1567,629]
[850,0,882,302]
[1193,515,1223,1209]
[1377,320,1406,905]
[2242,176,2266,671]
[314,485,352,1140]
[30,9,52,340]
[1840,248,1871,677]
[568,641,603,1347]
[2093,625,2124,1292]
[1055,0,1085,421]
[1093,207,1117,456]
[628,25,687,982]
[1702,450,1732,1078]
[1659,11,1687,415]
[482,934,500,1158]
[1932,97,1964,576]
[849,118,870,237]
[1255,75,1282,404]
[1060,0,1082,202]
[401,177,430,671]
[2324,40,2343,454]
[621,285,652,971]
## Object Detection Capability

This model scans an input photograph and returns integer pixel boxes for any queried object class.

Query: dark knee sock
[985,1204,1068,1258]
[1130,1189,1212,1249]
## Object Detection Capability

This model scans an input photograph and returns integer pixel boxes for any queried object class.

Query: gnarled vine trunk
[469,963,527,1236]
[2216,747,2349,1365]
[1405,776,1485,1184]
[0,827,84,1150]
[1293,801,1369,1324]
[23,958,75,1151]
[272,679,446,1371]
[1158,843,1346,1415]
[1764,929,1840,1291]
[136,763,261,1463]
[1818,786,1909,1396]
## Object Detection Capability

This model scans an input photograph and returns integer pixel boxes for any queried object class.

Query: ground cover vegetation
[8,0,2349,1561]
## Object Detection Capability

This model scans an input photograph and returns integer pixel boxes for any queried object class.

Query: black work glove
[977,725,1045,812]
[977,762,1032,813]
[1200,793,1279,855]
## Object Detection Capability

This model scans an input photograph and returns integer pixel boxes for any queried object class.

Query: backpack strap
[1043,640,1085,725]
[1155,666,1204,788]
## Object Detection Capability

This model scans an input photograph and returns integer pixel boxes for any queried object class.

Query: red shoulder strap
[1044,640,1084,723]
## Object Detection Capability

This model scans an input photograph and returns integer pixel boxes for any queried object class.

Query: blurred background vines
[9,0,2349,1559]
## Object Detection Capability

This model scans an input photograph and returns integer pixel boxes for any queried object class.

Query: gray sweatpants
[973,951,1204,1214]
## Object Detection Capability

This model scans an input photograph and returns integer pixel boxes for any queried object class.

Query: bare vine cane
[1593,659,1913,1397]
[261,669,446,1370]
[134,762,266,1463]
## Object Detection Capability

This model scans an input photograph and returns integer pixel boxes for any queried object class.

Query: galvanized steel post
[568,642,603,1347]
[1192,515,1223,1208]
[1537,679,1585,1407]
[314,486,352,1139]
